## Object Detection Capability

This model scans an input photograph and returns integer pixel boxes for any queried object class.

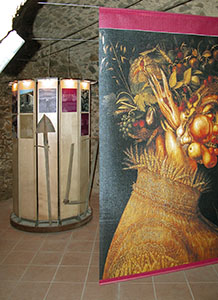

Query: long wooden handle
[43,133,52,225]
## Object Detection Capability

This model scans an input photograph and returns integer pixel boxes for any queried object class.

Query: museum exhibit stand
[10,78,95,232]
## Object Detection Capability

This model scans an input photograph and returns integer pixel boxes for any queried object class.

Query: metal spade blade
[36,114,55,225]
[36,114,55,134]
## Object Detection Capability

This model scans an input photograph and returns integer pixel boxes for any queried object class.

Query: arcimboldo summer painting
[99,29,218,282]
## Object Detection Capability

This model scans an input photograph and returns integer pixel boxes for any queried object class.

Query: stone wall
[0,82,13,200]
[0,0,218,200]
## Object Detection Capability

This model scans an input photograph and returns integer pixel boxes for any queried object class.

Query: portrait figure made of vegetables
[100,32,218,280]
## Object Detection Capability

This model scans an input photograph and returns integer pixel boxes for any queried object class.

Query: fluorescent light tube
[0,30,25,72]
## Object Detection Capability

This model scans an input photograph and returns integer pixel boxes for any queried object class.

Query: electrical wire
[38,2,100,9]
[36,0,144,52]
[19,0,194,60]
[38,20,98,51]
[161,0,193,12]
[38,35,98,59]
[32,37,98,42]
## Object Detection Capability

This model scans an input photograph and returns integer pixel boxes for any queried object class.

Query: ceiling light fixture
[0,30,25,73]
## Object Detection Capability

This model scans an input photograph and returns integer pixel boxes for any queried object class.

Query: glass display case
[11,78,92,232]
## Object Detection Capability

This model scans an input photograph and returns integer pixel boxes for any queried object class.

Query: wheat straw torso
[103,167,218,279]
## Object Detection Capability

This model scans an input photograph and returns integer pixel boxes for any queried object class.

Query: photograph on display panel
[81,113,89,136]
[12,90,17,114]
[20,89,34,113]
[99,7,218,284]
[62,88,77,112]
[38,88,56,113]
[81,89,89,112]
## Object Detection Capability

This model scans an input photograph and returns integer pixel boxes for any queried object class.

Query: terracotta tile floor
[0,194,218,300]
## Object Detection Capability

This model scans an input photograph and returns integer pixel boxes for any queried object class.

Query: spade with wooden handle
[36,114,55,225]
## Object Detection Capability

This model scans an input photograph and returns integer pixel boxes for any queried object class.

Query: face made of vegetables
[181,94,218,169]
[149,70,218,170]
[113,42,218,171]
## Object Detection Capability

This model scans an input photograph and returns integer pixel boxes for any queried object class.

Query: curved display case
[11,78,92,232]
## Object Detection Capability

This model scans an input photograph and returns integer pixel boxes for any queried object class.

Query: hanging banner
[99,7,218,284]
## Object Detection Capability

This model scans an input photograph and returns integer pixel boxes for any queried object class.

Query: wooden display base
[10,208,93,233]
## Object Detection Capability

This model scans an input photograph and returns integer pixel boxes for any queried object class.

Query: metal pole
[84,139,99,212]
[63,143,75,203]
[38,2,100,8]
[43,132,52,225]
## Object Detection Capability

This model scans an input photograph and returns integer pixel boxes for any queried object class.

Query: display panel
[12,114,17,138]
[81,113,89,136]
[37,78,58,221]
[99,7,218,284]
[20,115,33,139]
[59,113,81,218]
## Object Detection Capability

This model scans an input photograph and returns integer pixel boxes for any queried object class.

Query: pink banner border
[99,258,218,285]
[99,7,218,37]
